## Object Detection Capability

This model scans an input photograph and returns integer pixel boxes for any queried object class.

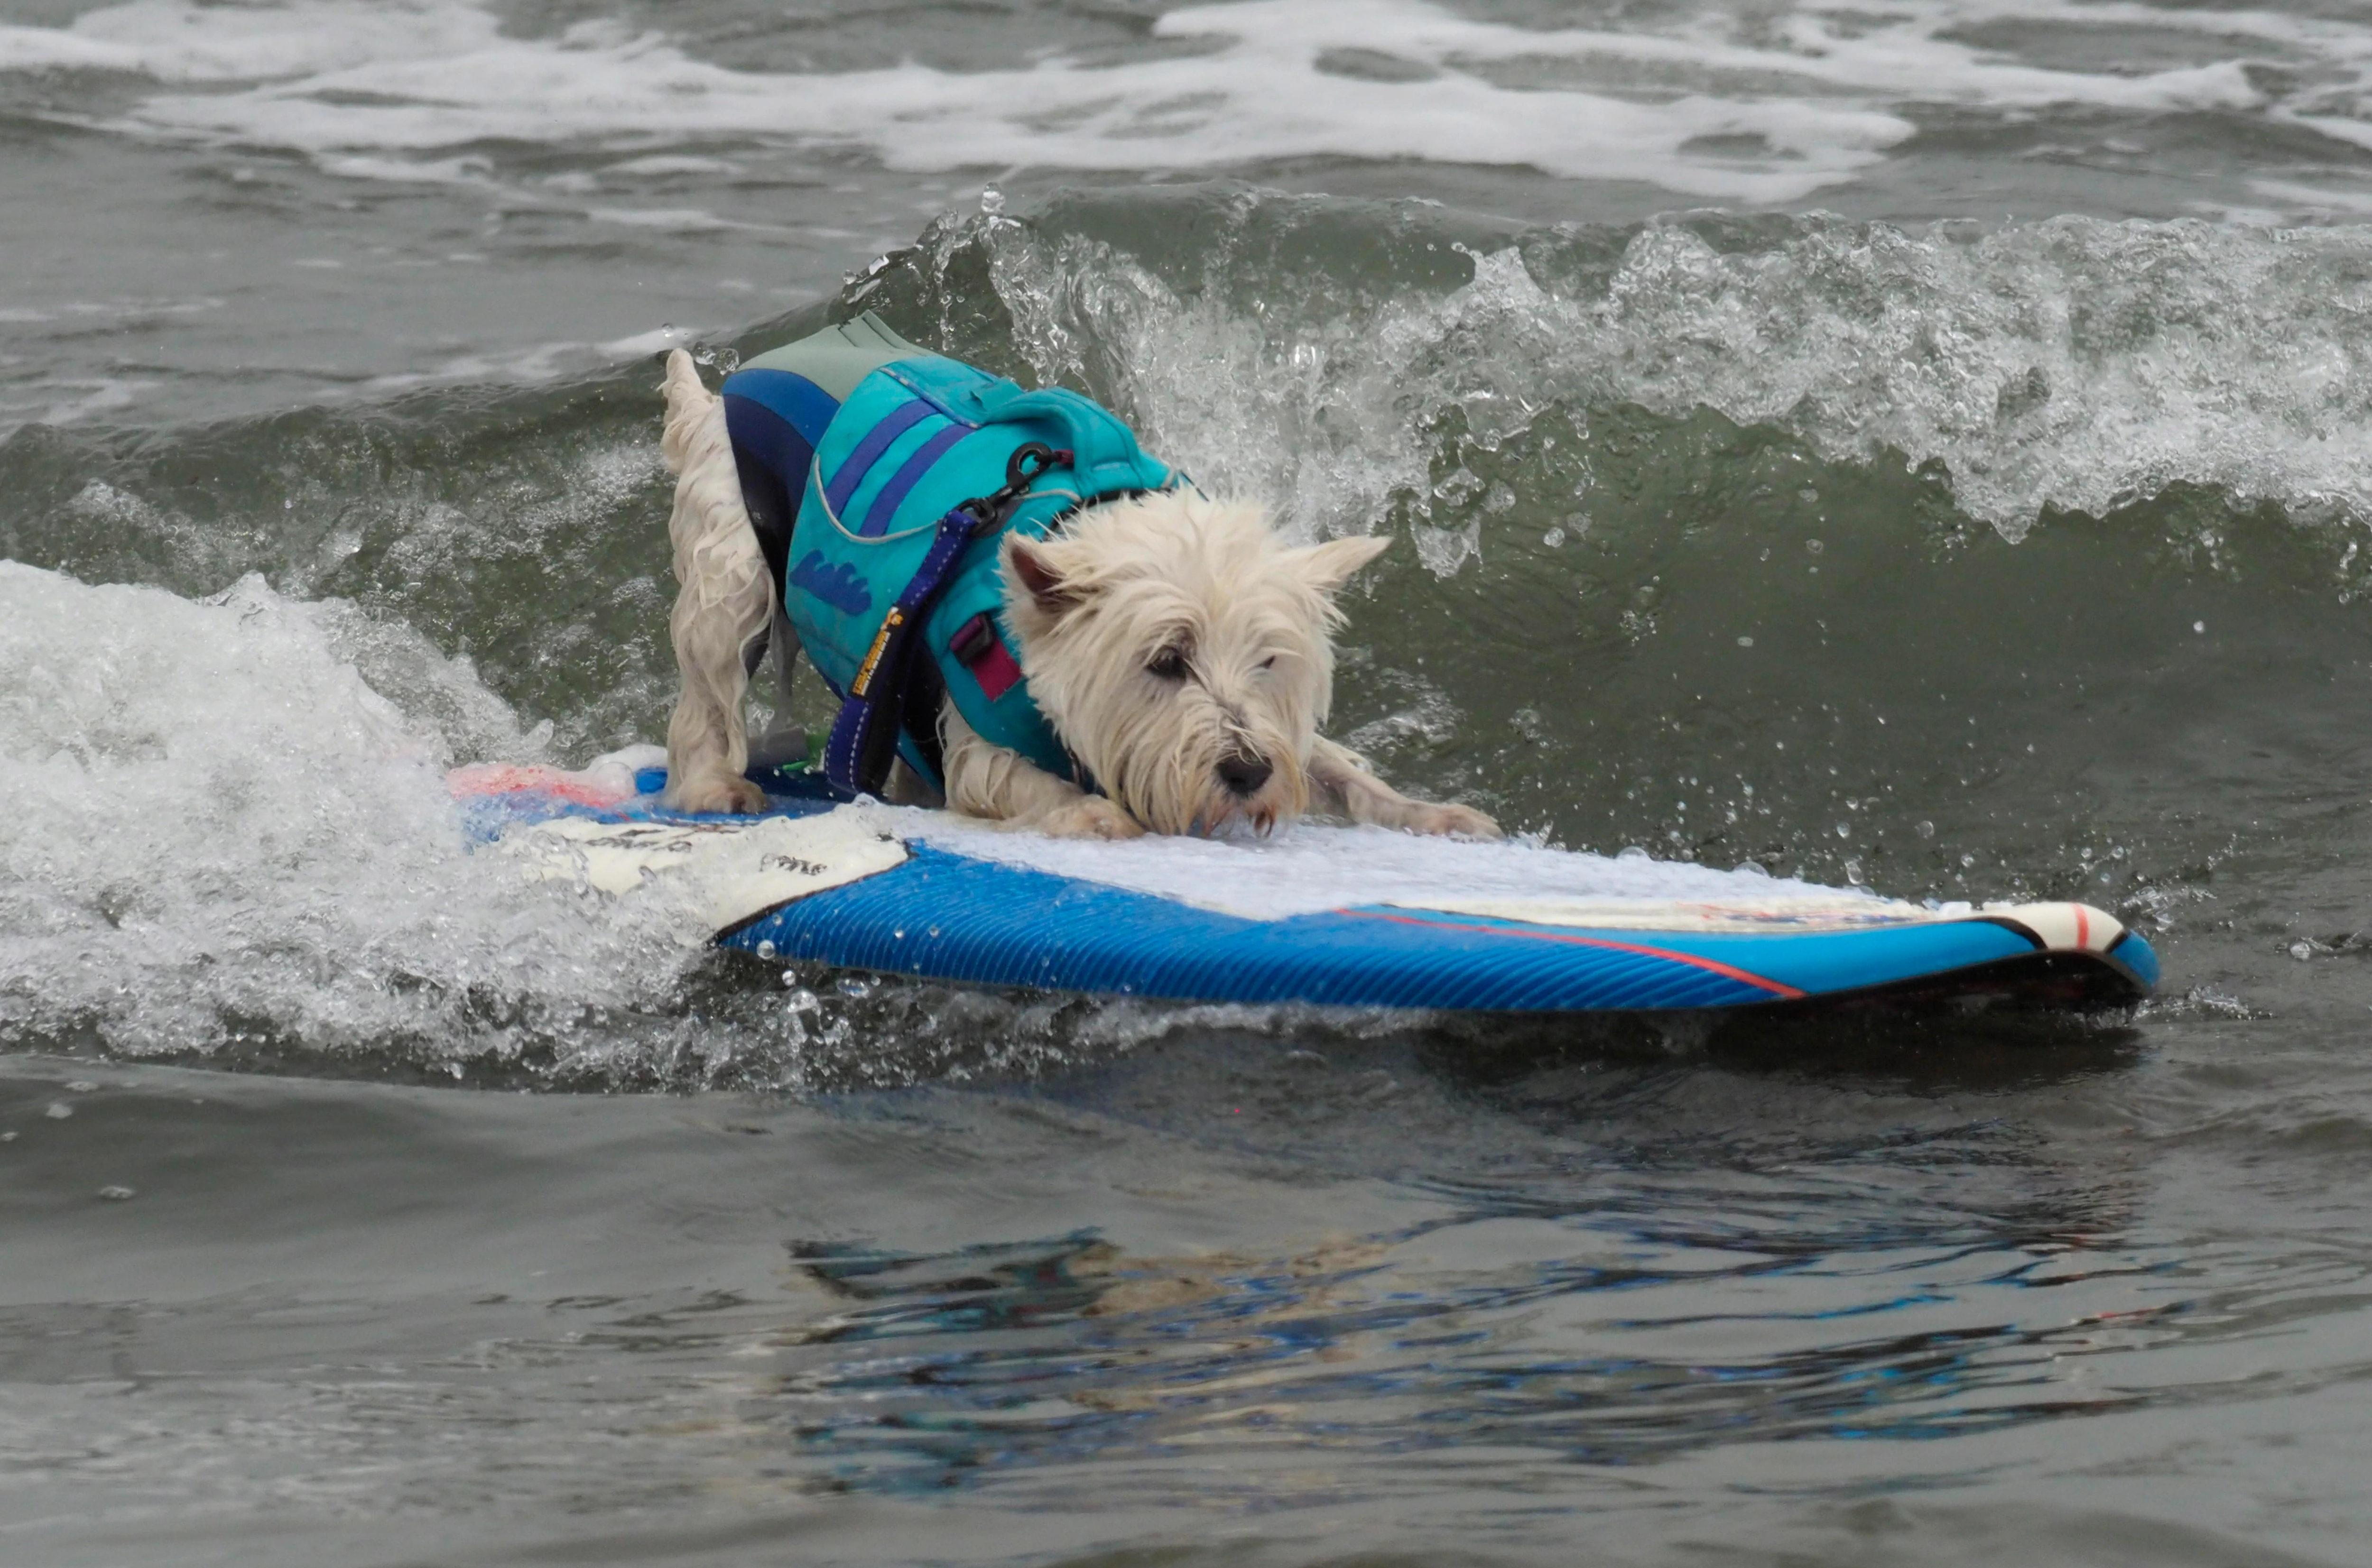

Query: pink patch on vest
[969,633,1024,702]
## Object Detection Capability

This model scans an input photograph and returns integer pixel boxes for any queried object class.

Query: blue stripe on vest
[860,422,974,537]
[722,394,815,504]
[721,368,840,447]
[826,400,933,514]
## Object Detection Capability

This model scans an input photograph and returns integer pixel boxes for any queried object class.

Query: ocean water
[9,1,2372,1563]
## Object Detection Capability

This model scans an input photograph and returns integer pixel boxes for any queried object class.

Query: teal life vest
[719,313,1181,796]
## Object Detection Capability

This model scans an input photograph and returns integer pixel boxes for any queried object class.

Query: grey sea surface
[8,1,2372,1564]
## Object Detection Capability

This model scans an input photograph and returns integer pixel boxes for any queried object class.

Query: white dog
[656,348,1497,843]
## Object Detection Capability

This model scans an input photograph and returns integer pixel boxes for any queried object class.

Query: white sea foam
[0,564,697,1062]
[8,378,150,429]
[4,0,2361,201]
[977,209,2372,537]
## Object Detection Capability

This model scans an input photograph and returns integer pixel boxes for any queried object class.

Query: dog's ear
[1291,533,1391,594]
[1004,535,1084,617]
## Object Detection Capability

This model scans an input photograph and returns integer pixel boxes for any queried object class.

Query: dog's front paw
[1038,796,1146,840]
[669,773,769,816]
[1402,802,1501,840]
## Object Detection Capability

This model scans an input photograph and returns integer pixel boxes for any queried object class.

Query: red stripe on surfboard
[2074,906,2090,949]
[1340,909,1807,1000]
[446,764,634,807]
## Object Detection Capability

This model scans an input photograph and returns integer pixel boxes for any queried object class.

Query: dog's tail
[658,349,719,477]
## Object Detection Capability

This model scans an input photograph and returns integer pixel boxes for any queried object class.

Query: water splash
[0,563,691,1068]
[928,198,2372,538]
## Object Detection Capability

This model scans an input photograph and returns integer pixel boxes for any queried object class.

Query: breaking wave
[4,0,2369,204]
[7,186,2372,1078]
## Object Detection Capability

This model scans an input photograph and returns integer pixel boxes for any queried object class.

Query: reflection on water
[624,1012,2174,1505]
[611,1206,2183,1504]
[6,1015,2372,1565]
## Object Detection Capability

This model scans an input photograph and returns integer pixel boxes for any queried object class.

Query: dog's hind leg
[744,600,810,772]
[659,349,772,815]
[940,701,1143,839]
[1308,736,1501,839]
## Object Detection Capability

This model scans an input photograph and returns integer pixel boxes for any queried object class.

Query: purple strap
[824,505,983,795]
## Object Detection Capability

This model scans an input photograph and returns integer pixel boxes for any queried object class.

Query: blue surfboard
[452,750,2158,1014]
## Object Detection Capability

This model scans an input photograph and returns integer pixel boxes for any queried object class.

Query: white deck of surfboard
[876,803,1954,927]
[491,750,2129,955]
[502,810,907,938]
[494,751,1972,934]
[493,806,2130,964]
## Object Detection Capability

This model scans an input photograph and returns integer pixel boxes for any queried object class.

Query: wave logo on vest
[789,550,871,616]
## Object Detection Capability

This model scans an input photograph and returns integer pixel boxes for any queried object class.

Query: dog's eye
[1146,646,1190,681]
[1259,655,1277,672]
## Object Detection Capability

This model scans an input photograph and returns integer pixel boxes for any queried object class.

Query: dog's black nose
[1218,754,1272,797]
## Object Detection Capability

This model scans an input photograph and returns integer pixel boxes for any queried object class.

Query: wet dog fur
[656,348,1498,842]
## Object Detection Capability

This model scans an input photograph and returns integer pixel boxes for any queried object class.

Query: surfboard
[449,749,2159,1013]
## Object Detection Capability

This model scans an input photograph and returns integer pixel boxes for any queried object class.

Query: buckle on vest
[949,612,994,666]
[949,611,1025,702]
[961,442,1075,533]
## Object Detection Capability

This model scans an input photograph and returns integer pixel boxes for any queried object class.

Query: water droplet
[2194,620,2206,634]
[0,1131,16,1142]
[2290,940,2315,961]
[64,1080,96,1093]
[1541,526,1565,548]
[1737,635,1754,647]
[1805,538,1825,554]
[1835,822,1852,839]
[836,976,875,999]
[44,1102,71,1120]
[97,1186,134,1201]
[755,940,776,959]
[1916,820,1936,839]
[980,183,1005,215]
[1960,852,1977,867]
